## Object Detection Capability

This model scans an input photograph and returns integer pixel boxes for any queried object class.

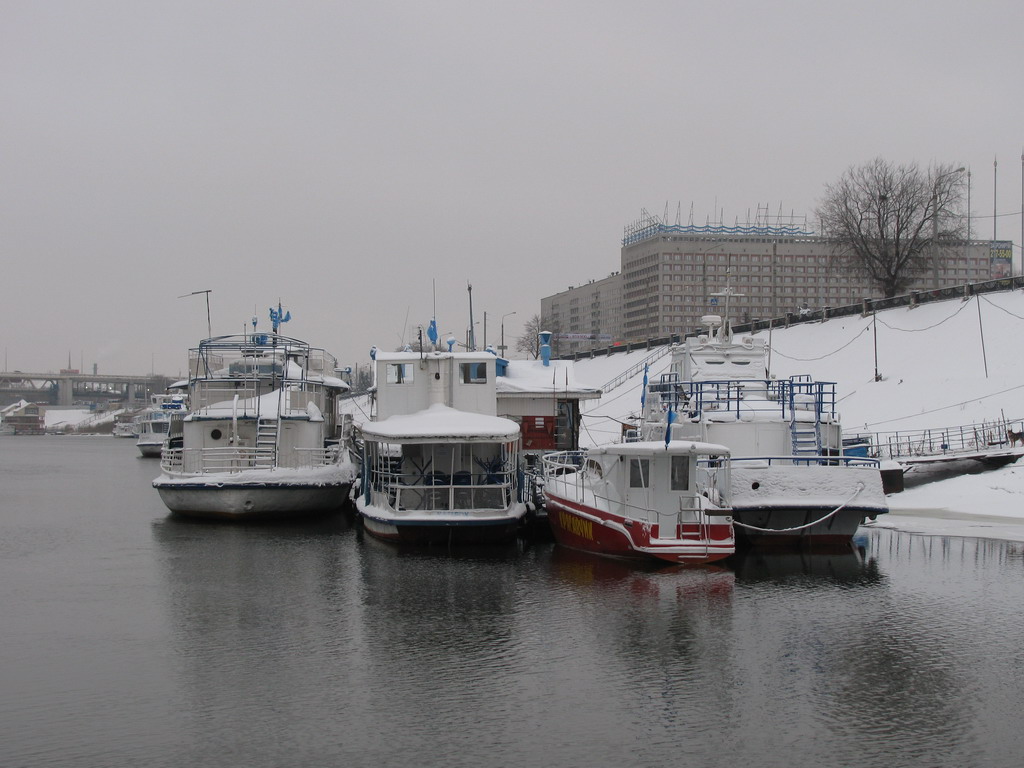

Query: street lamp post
[931,166,966,288]
[500,311,516,357]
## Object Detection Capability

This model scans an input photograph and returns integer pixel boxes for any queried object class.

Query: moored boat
[638,288,888,548]
[541,440,735,565]
[355,349,528,544]
[135,394,187,457]
[153,322,356,520]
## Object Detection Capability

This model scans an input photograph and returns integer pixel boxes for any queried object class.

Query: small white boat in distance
[153,331,357,520]
[542,440,735,565]
[135,394,187,457]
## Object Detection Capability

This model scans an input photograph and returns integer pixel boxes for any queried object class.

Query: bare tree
[817,158,966,297]
[515,314,561,359]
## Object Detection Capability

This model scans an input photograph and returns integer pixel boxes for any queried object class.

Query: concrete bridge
[0,370,174,408]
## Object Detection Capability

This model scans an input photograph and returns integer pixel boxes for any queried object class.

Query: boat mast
[467,282,476,351]
[707,270,743,343]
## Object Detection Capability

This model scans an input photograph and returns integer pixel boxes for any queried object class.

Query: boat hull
[544,494,734,565]
[731,504,879,548]
[357,502,527,545]
[729,463,888,548]
[154,479,352,520]
[137,441,164,458]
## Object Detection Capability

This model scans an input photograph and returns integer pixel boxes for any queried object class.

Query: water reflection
[726,544,884,585]
[10,434,1024,767]
[150,513,365,762]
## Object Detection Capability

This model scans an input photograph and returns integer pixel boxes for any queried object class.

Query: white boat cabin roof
[359,402,519,443]
[590,440,730,459]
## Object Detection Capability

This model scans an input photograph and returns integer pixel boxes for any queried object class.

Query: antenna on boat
[179,289,212,338]
[467,282,476,351]
[707,270,743,343]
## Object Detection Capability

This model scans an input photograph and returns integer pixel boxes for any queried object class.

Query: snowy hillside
[573,289,1024,444]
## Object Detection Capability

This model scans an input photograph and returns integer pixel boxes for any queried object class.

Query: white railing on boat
[645,376,839,422]
[365,469,517,512]
[728,454,879,468]
[161,446,338,475]
[189,381,330,415]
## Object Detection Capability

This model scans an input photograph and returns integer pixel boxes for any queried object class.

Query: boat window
[585,459,603,479]
[670,456,689,490]
[629,458,649,488]
[460,362,487,384]
[386,363,414,384]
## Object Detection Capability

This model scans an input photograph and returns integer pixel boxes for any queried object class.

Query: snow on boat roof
[359,403,520,442]
[496,359,602,399]
[374,350,495,362]
[590,440,730,457]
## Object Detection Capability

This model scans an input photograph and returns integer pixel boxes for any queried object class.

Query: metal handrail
[847,417,1020,461]
[161,445,338,474]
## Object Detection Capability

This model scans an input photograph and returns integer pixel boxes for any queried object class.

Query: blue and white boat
[135,394,187,457]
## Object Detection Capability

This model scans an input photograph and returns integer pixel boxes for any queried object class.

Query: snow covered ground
[567,288,1024,543]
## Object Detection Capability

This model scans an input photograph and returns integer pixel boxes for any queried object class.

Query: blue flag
[665,408,676,447]
[269,303,291,333]
[427,319,438,344]
[640,364,649,409]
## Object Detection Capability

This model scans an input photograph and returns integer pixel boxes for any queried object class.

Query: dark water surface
[3,436,1024,767]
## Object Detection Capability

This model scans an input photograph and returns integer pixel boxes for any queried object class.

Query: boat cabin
[575,441,730,529]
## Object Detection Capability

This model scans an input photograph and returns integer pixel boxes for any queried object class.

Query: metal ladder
[789,418,821,460]
[255,418,279,468]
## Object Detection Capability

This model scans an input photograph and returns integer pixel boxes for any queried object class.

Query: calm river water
[3,436,1024,767]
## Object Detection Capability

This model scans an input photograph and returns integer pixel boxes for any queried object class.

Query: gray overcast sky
[3,0,1022,376]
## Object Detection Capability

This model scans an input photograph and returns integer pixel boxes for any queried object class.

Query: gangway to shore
[849,417,1024,467]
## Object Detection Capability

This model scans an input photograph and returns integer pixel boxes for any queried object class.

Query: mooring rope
[731,482,865,533]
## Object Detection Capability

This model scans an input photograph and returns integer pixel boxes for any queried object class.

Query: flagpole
[993,156,998,242]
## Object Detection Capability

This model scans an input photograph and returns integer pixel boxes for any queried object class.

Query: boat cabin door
[623,457,658,526]
[623,453,696,535]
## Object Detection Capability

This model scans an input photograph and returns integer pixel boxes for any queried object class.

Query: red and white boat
[541,440,735,565]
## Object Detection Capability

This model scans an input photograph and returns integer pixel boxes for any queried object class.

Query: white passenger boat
[153,331,356,520]
[356,349,528,544]
[541,440,735,565]
[638,289,887,548]
[135,394,187,457]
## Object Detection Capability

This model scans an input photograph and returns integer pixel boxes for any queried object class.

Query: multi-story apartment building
[542,212,1011,355]
[540,271,622,358]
